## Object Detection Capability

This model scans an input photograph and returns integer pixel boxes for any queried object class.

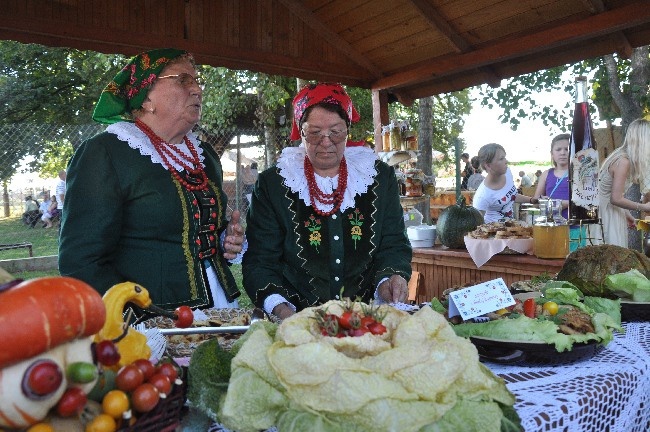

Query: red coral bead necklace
[135,119,208,191]
[304,156,348,217]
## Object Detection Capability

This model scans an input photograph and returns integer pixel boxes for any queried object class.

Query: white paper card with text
[447,278,515,320]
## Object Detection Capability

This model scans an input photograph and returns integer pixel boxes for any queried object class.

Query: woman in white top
[472,143,538,223]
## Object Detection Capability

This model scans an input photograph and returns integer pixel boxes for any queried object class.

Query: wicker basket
[119,367,188,432]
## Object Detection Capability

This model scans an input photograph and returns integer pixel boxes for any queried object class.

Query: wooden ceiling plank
[407,0,470,53]
[277,0,382,77]
[259,0,274,52]
[372,1,650,91]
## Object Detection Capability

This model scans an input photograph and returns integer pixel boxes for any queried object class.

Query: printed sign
[447,278,515,320]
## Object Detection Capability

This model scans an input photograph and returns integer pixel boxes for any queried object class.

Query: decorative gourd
[437,195,484,248]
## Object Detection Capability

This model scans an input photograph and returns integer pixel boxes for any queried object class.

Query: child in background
[473,143,538,223]
[534,133,570,219]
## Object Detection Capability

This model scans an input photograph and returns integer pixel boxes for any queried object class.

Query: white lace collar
[106,121,205,171]
[276,145,378,214]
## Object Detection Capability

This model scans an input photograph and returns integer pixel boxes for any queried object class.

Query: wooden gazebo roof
[1,0,649,139]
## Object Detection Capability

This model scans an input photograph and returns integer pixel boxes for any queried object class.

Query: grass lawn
[0,216,60,259]
[0,215,253,308]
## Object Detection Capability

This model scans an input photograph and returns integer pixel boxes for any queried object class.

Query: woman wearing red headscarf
[243,83,412,319]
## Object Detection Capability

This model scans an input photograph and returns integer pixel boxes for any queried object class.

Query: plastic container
[407,225,436,248]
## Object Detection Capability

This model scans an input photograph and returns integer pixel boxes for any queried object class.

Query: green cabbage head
[218,301,521,432]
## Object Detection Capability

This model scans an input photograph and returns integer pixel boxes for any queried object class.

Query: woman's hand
[223,210,245,260]
[378,275,408,303]
[272,303,295,320]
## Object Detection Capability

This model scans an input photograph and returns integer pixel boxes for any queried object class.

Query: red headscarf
[290,83,361,141]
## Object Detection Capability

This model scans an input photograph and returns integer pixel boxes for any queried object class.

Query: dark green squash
[437,195,484,248]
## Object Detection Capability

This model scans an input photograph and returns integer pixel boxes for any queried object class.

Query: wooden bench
[0,243,33,257]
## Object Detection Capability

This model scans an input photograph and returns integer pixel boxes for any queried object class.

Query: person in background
[59,48,244,310]
[38,194,52,228]
[460,152,474,190]
[243,83,412,320]
[55,170,66,213]
[598,118,650,247]
[518,170,532,189]
[41,196,58,228]
[533,133,570,219]
[467,156,484,190]
[241,161,259,206]
[533,169,543,186]
[473,143,538,223]
[22,196,40,228]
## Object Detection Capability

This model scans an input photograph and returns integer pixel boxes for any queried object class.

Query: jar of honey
[533,223,569,259]
[405,169,424,197]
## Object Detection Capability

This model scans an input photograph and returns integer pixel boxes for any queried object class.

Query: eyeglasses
[157,73,205,89]
[301,128,348,144]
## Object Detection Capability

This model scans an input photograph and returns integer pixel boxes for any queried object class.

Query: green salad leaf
[604,269,650,302]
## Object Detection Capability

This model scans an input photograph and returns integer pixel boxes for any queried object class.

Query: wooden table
[410,246,565,303]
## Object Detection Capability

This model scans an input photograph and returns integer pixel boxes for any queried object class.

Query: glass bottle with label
[568,76,599,224]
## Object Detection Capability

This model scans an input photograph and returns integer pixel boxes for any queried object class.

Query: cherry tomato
[173,305,194,328]
[94,340,121,367]
[23,359,63,398]
[102,389,129,419]
[523,298,536,318]
[360,316,376,329]
[115,364,144,392]
[133,358,156,381]
[543,301,559,316]
[156,362,179,382]
[348,327,370,337]
[85,413,117,432]
[337,311,360,330]
[56,387,88,417]
[148,373,172,396]
[26,424,54,432]
[367,321,387,335]
[131,383,160,413]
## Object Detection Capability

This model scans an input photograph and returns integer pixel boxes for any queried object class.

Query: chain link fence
[0,122,269,259]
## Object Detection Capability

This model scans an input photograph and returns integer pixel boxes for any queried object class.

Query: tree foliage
[477,46,650,134]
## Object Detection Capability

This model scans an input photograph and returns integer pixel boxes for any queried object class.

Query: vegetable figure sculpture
[0,277,106,429]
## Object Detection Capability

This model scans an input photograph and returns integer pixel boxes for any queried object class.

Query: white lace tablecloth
[485,322,650,432]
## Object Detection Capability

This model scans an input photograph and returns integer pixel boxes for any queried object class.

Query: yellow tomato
[543,301,559,316]
[102,390,130,419]
[26,425,54,432]
[495,308,508,315]
[85,414,117,432]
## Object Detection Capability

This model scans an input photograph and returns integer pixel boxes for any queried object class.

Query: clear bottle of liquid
[568,76,599,223]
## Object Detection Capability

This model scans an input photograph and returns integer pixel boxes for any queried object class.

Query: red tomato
[360,316,376,329]
[337,311,361,330]
[115,364,144,392]
[56,387,87,417]
[523,298,536,318]
[173,306,194,328]
[348,327,370,337]
[367,321,387,335]
[148,373,172,395]
[156,362,179,382]
[131,383,160,413]
[94,340,121,367]
[133,358,156,381]
[23,359,63,398]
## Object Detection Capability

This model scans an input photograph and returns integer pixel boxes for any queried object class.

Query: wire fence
[0,122,270,259]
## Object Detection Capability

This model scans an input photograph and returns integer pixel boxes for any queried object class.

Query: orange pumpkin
[0,277,106,370]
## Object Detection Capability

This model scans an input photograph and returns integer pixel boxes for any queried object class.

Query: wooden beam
[372,1,650,92]
[579,0,633,60]
[277,0,382,79]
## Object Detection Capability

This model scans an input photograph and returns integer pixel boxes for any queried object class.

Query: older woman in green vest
[59,48,244,311]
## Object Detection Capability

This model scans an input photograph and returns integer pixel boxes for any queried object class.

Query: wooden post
[372,89,389,153]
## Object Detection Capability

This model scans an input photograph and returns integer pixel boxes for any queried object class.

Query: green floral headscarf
[92,48,191,124]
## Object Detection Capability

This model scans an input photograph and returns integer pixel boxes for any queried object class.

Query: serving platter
[470,336,601,365]
[621,300,650,322]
